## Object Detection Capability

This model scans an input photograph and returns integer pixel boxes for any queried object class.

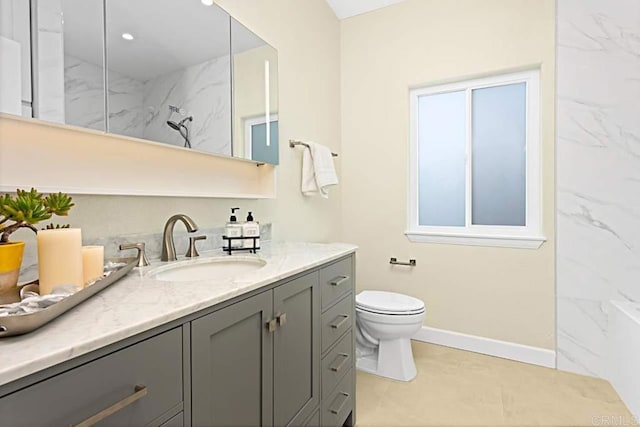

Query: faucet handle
[119,242,150,267]
[186,235,207,258]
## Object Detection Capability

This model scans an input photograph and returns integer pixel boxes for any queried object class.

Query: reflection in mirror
[56,0,106,130]
[231,18,279,164]
[105,0,231,155]
[0,0,32,117]
[1,1,280,165]
[0,0,105,129]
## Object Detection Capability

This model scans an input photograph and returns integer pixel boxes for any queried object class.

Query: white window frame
[407,70,545,249]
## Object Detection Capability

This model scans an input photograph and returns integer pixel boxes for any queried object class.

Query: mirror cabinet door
[1,0,106,130]
[55,0,106,131]
[231,18,279,165]
[104,0,232,156]
[0,0,32,117]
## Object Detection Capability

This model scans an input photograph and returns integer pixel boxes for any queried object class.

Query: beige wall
[2,0,558,351]
[1,0,342,244]
[340,0,556,349]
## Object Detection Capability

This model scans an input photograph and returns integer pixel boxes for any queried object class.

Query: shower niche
[0,0,279,165]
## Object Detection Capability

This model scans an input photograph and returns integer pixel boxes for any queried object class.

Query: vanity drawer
[322,368,353,427]
[322,293,353,353]
[0,328,183,427]
[320,257,353,310]
[322,329,353,399]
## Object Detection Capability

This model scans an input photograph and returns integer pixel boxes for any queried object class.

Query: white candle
[82,246,104,286]
[37,228,83,295]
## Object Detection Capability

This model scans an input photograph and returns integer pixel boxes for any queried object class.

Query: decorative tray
[0,257,138,337]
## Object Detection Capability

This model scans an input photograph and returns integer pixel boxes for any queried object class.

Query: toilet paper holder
[389,258,416,267]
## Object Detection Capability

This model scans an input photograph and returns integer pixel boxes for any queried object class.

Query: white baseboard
[413,326,556,369]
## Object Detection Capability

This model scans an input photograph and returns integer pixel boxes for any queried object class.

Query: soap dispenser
[225,207,243,249]
[242,211,260,249]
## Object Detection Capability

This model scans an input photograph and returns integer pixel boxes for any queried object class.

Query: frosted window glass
[418,91,466,226]
[471,83,526,226]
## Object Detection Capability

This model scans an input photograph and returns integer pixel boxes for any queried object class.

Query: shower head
[167,116,192,131]
[166,120,181,131]
[178,116,193,126]
[166,118,192,149]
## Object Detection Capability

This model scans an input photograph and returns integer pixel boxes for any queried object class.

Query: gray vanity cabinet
[191,272,320,427]
[191,291,274,427]
[161,412,186,427]
[0,254,355,427]
[0,327,184,427]
[318,256,356,427]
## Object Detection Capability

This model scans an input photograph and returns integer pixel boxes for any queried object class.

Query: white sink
[148,256,266,282]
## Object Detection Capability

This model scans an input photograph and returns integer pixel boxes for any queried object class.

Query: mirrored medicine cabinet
[0,0,279,165]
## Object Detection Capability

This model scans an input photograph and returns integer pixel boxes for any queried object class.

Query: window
[407,70,544,248]
[244,114,279,164]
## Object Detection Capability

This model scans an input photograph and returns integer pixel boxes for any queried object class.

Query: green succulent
[44,224,71,230]
[0,188,74,243]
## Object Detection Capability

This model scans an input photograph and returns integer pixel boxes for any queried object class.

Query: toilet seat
[356,291,425,316]
[356,305,425,316]
[356,307,426,325]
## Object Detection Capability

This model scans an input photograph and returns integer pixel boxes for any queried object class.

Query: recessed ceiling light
[121,33,134,41]
[201,0,214,5]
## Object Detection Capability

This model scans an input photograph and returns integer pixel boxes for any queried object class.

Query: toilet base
[356,338,417,382]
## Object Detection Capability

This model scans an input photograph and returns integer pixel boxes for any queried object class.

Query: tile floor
[356,342,634,427]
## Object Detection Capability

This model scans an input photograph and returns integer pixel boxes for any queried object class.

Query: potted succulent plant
[0,188,74,303]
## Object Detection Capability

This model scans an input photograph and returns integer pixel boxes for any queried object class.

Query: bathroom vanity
[0,243,356,427]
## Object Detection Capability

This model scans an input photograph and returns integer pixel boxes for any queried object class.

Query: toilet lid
[356,291,425,314]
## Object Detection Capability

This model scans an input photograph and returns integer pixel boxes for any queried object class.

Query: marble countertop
[0,241,357,387]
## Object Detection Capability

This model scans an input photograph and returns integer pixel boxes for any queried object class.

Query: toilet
[355,290,425,382]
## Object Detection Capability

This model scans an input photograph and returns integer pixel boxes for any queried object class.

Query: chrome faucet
[161,214,199,262]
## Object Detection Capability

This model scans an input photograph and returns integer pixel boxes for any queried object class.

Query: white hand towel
[301,142,338,198]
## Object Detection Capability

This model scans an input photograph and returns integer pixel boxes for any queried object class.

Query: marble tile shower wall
[63,54,231,155]
[107,66,146,139]
[19,224,272,284]
[557,0,640,377]
[142,55,231,155]
[64,54,145,136]
[36,0,65,123]
[64,55,105,131]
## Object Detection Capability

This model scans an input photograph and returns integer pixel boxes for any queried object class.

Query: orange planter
[0,241,25,304]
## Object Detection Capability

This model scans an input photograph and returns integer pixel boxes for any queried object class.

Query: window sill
[404,231,546,249]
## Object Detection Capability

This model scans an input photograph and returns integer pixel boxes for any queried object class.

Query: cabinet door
[273,272,320,426]
[191,292,273,427]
